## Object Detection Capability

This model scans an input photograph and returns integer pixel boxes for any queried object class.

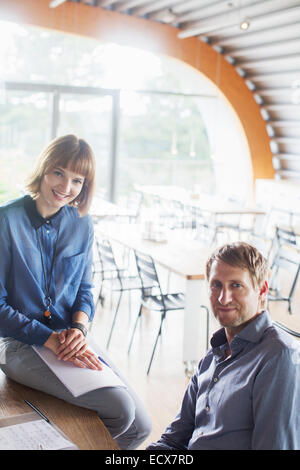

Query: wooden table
[95,222,211,372]
[0,371,119,450]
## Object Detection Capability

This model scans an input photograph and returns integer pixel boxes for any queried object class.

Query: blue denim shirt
[0,195,94,346]
[147,311,300,450]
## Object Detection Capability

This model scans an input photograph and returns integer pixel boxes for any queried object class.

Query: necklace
[36,223,61,324]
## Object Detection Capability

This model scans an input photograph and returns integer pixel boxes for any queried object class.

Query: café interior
[0,0,300,450]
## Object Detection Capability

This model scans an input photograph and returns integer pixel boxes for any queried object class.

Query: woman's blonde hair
[26,134,96,216]
[206,242,269,289]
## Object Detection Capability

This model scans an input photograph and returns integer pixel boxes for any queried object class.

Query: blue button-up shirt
[0,195,94,346]
[147,311,300,450]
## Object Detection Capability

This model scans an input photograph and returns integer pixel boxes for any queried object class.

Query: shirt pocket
[63,252,85,287]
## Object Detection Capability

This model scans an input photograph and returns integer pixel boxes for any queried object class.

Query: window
[0,20,251,204]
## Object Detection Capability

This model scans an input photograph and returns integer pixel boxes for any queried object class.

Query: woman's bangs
[48,153,93,181]
[68,155,93,180]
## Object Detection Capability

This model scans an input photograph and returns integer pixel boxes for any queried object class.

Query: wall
[0,0,274,186]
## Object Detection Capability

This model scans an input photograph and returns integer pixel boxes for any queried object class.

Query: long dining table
[90,197,138,221]
[136,184,266,234]
[95,222,212,374]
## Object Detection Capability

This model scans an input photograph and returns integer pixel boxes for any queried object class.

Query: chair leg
[106,291,122,349]
[128,304,143,354]
[147,313,165,375]
[95,281,105,310]
[128,290,132,322]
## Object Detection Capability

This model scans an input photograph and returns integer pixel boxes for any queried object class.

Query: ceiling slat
[178,0,300,39]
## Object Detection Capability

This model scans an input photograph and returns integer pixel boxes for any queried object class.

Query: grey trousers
[0,337,151,450]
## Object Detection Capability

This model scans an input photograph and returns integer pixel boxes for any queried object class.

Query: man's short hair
[206,242,269,289]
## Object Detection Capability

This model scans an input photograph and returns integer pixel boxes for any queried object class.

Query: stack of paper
[32,346,126,397]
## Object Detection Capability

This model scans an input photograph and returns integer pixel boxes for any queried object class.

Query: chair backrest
[127,191,143,216]
[96,237,120,280]
[171,200,184,213]
[274,321,300,339]
[270,226,300,295]
[266,207,293,237]
[276,226,297,247]
[134,250,162,298]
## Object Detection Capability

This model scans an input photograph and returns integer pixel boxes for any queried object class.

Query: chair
[115,191,143,223]
[128,250,210,374]
[273,321,300,339]
[268,226,300,315]
[191,206,214,244]
[264,207,294,239]
[127,250,185,374]
[248,231,275,261]
[94,237,142,348]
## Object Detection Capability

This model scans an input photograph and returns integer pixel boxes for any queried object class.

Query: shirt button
[206,406,210,412]
[213,377,218,383]
[198,431,203,436]
[46,229,50,234]
[46,220,50,224]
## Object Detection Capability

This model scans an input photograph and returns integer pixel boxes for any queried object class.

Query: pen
[24,400,50,423]
[98,355,110,368]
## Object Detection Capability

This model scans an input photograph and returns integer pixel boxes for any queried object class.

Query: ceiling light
[49,0,67,8]
[154,8,177,24]
[240,17,250,30]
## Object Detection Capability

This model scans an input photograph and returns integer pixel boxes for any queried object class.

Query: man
[147,242,300,450]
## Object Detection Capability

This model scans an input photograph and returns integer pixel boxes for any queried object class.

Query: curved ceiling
[66,0,300,182]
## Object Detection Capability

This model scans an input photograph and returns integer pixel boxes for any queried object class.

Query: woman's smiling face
[36,166,85,218]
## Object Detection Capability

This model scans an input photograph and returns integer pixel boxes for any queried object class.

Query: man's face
[208,260,267,334]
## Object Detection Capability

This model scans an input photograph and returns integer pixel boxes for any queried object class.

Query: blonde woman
[0,135,151,449]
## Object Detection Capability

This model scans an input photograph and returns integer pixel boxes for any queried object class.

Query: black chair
[128,250,209,374]
[273,321,300,338]
[268,226,300,315]
[248,231,275,261]
[264,207,300,239]
[94,237,142,348]
[127,250,185,374]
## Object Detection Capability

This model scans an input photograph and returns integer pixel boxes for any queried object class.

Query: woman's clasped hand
[47,328,103,370]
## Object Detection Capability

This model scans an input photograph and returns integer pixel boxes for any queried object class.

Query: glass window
[0,89,52,202]
[58,93,113,197]
[0,19,252,204]
[117,91,214,202]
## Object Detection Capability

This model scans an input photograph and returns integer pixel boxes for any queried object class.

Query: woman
[0,134,151,449]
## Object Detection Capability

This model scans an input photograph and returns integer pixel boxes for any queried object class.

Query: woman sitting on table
[0,134,151,450]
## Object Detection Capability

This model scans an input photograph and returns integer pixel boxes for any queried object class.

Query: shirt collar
[23,195,65,229]
[210,311,272,349]
[236,310,272,343]
[211,311,272,363]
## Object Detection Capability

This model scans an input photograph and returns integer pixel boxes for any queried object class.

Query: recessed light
[240,17,250,30]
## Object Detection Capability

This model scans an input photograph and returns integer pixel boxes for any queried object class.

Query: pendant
[44,309,52,323]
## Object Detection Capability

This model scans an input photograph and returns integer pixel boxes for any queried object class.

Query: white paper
[32,346,126,397]
[0,419,72,450]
